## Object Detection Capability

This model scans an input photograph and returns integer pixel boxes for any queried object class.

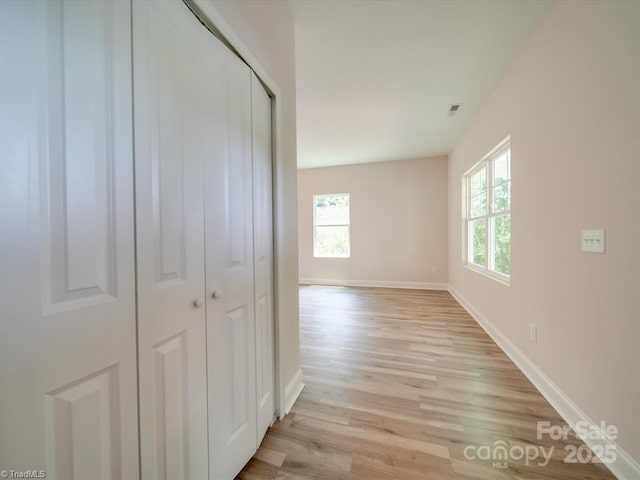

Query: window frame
[464,137,511,285]
[313,193,351,258]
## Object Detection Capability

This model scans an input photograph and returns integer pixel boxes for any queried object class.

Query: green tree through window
[314,193,350,257]
[465,140,511,280]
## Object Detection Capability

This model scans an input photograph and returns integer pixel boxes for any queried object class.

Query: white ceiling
[288,0,553,169]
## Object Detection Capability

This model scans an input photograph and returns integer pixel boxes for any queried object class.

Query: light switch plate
[581,229,605,253]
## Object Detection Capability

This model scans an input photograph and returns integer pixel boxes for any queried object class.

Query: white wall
[205,0,301,387]
[298,157,449,288]
[448,0,640,466]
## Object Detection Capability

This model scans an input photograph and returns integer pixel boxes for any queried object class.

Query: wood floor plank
[237,286,615,480]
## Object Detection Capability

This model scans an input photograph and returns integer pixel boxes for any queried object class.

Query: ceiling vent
[449,104,461,116]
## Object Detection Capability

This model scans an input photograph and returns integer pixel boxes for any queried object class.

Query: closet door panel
[252,73,276,443]
[133,1,208,478]
[0,1,138,477]
[200,25,257,480]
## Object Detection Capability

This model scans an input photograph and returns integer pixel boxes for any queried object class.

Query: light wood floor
[238,286,615,479]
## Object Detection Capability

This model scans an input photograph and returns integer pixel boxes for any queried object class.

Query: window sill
[313,255,350,259]
[464,263,510,286]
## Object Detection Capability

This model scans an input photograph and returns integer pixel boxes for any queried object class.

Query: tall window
[465,139,511,282]
[313,193,350,258]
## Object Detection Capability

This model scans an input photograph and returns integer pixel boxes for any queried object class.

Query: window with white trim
[313,193,350,258]
[465,139,511,281]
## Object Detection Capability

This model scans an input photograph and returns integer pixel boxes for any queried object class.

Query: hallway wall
[448,0,640,466]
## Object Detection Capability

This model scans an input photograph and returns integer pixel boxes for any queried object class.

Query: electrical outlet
[530,323,537,343]
[432,266,438,273]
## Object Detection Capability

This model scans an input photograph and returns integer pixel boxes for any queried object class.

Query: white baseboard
[299,277,448,291]
[448,285,640,480]
[283,368,304,415]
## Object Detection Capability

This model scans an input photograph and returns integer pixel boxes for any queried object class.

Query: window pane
[491,214,511,275]
[315,226,350,257]
[492,150,510,186]
[315,194,349,225]
[470,191,487,218]
[470,168,487,197]
[492,180,511,213]
[469,219,486,267]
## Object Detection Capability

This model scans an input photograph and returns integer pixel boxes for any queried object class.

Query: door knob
[193,297,205,308]
[211,290,223,299]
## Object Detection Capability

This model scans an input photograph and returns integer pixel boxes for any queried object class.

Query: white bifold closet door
[133,1,209,479]
[200,22,257,480]
[134,1,275,478]
[252,74,276,442]
[0,1,139,478]
[198,14,276,480]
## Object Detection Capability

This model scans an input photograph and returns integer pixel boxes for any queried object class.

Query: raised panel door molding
[255,293,274,412]
[222,63,252,273]
[45,366,121,479]
[147,5,188,290]
[153,333,189,479]
[227,304,252,443]
[41,0,119,313]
